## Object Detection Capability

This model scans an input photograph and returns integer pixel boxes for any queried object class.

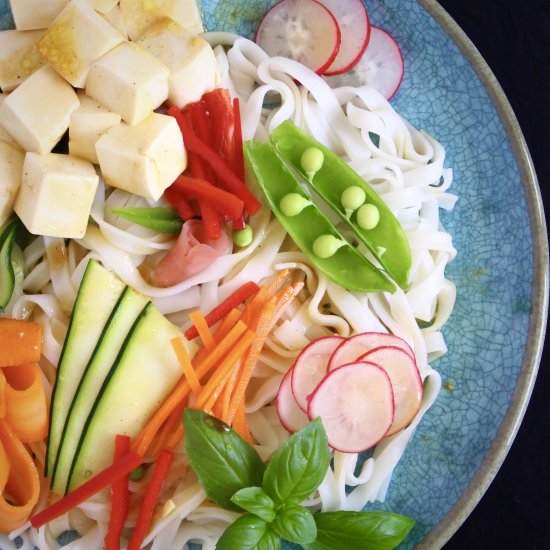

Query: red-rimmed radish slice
[329,331,414,371]
[360,346,423,436]
[291,335,344,412]
[276,368,309,433]
[317,0,371,76]
[255,0,342,74]
[323,26,404,100]
[308,361,394,453]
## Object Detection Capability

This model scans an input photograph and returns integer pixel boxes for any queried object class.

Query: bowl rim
[417,1,549,548]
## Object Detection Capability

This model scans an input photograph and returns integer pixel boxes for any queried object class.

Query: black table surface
[433,1,550,548]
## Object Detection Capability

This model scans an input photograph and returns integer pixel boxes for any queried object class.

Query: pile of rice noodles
[3,36,457,550]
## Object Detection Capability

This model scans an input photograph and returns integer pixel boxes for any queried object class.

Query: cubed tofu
[0,29,46,92]
[84,0,118,14]
[38,0,123,88]
[119,0,203,41]
[9,0,69,31]
[0,94,23,152]
[14,152,99,238]
[102,5,128,39]
[86,41,169,126]
[96,112,186,200]
[69,91,121,164]
[0,142,25,226]
[0,65,80,154]
[138,20,219,108]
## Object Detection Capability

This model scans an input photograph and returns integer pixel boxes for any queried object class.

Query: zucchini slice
[50,286,149,494]
[45,260,126,478]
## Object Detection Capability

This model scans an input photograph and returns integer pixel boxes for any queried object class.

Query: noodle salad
[0,0,457,549]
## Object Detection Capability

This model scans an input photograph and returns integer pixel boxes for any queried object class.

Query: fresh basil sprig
[184,409,415,549]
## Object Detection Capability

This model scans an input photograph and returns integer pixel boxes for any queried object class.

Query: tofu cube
[14,152,99,238]
[0,142,25,226]
[96,112,186,200]
[0,29,46,92]
[102,5,128,39]
[0,65,80,154]
[69,92,121,164]
[86,41,169,125]
[84,0,118,14]
[119,0,203,42]
[138,20,219,108]
[9,0,69,31]
[0,94,23,151]
[38,0,124,88]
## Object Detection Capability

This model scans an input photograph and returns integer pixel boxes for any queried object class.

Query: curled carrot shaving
[2,363,48,443]
[0,419,40,532]
[0,319,43,367]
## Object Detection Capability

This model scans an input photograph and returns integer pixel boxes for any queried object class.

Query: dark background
[435,1,550,548]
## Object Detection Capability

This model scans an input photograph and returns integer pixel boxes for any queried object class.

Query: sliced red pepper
[31,450,142,528]
[203,88,235,170]
[163,186,196,221]
[171,175,245,222]
[184,281,260,340]
[127,449,174,550]
[168,105,261,216]
[104,435,132,550]
[199,201,222,241]
[233,97,245,181]
[187,101,218,184]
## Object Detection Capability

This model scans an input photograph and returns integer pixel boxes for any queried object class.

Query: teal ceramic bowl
[0,1,547,548]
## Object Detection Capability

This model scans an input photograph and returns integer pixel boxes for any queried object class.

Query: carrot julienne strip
[188,310,216,351]
[170,338,201,396]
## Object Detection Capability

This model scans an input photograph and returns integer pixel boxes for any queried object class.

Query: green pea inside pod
[341,185,366,218]
[279,193,311,217]
[356,204,380,230]
[312,234,346,259]
[300,147,324,181]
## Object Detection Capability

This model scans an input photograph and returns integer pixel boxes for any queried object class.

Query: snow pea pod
[244,141,395,294]
[270,121,411,289]
[110,207,183,234]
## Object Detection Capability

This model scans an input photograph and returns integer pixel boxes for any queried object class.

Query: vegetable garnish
[0,318,43,367]
[185,410,415,549]
[31,450,143,528]
[109,207,183,234]
[127,449,174,550]
[104,434,132,550]
[0,216,20,311]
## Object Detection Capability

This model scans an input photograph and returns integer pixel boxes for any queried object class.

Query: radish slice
[317,0,371,76]
[323,26,404,100]
[360,346,423,436]
[329,331,414,371]
[308,361,394,453]
[255,0,341,74]
[276,368,309,433]
[291,335,344,412]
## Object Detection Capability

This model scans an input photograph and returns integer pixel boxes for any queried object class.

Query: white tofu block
[69,91,121,164]
[0,29,46,92]
[0,66,80,154]
[38,0,123,88]
[14,152,99,238]
[0,94,23,151]
[9,0,69,31]
[138,20,219,108]
[85,0,118,14]
[86,42,169,126]
[0,142,25,226]
[96,112,186,200]
[119,0,203,41]
[102,5,128,39]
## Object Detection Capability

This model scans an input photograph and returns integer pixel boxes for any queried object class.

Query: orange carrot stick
[232,399,253,444]
[0,319,43,367]
[213,307,242,343]
[189,310,215,351]
[170,338,201,396]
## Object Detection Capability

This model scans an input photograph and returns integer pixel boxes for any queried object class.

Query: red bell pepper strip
[184,281,260,340]
[187,101,218,184]
[171,175,245,221]
[199,201,222,241]
[127,449,174,550]
[163,186,196,221]
[167,105,261,216]
[31,450,142,528]
[203,88,235,170]
[104,435,132,550]
[233,97,245,181]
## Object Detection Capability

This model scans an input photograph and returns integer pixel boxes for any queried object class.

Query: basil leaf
[231,487,277,522]
[263,417,329,504]
[272,503,317,544]
[217,515,281,550]
[184,409,265,511]
[303,511,416,550]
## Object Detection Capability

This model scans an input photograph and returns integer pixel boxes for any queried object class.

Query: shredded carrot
[213,307,242,343]
[232,399,253,444]
[0,319,43,367]
[188,310,215,351]
[220,360,241,422]
[170,338,201,396]
[165,423,184,450]
[0,371,6,418]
